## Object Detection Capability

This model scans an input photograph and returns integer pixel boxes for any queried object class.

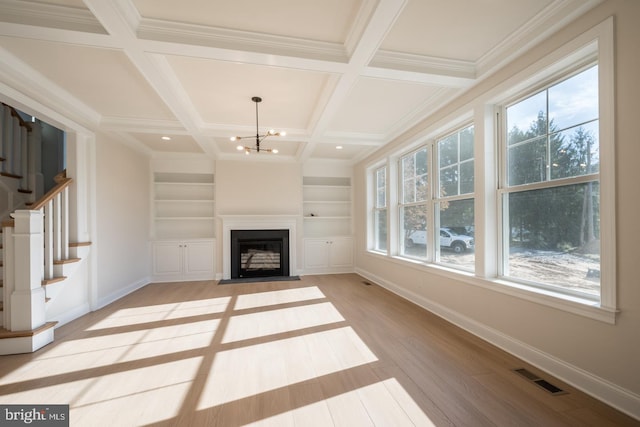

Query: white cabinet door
[328,237,353,268]
[304,239,330,270]
[184,240,215,276]
[153,242,183,276]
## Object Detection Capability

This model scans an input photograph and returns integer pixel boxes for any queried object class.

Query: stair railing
[2,172,72,331]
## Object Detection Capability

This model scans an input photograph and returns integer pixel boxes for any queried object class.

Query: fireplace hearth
[231,229,290,278]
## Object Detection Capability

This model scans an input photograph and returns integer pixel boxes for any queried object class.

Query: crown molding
[476,0,604,78]
[371,50,476,80]
[0,0,105,34]
[100,116,185,133]
[137,18,349,64]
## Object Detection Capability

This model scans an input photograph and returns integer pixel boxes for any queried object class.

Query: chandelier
[230,96,285,154]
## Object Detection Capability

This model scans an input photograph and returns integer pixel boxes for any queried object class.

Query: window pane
[505,183,600,296]
[508,136,547,186]
[401,148,428,203]
[550,121,599,180]
[401,205,427,259]
[440,166,458,197]
[415,148,428,175]
[549,65,598,131]
[375,209,387,251]
[438,199,475,271]
[439,135,457,166]
[438,126,474,198]
[376,168,386,207]
[460,126,474,161]
[403,178,416,203]
[507,91,547,146]
[460,161,474,194]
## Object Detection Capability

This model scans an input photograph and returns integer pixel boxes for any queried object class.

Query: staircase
[0,103,88,355]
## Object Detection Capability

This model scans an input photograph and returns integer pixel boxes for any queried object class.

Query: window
[501,65,600,299]
[374,166,387,252]
[436,125,475,271]
[399,147,428,259]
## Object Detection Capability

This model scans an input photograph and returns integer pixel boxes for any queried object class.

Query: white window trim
[489,17,616,318]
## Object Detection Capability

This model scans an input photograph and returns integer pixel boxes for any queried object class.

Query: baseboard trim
[354,268,640,421]
[96,277,151,310]
[49,303,91,328]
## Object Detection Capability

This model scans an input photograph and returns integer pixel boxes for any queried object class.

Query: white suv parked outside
[406,228,474,253]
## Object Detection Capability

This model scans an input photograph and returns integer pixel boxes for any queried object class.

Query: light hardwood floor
[0,274,637,426]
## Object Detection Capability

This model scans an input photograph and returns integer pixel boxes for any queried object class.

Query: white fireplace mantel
[220,215,298,280]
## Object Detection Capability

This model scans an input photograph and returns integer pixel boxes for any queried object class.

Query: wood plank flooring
[0,274,637,426]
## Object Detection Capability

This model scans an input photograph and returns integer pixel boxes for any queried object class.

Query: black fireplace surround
[230,229,290,279]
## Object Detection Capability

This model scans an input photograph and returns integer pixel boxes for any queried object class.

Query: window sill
[366,251,618,324]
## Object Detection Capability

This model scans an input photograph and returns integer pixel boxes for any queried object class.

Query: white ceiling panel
[166,56,329,130]
[381,0,555,61]
[133,133,203,153]
[0,37,176,120]
[327,77,443,135]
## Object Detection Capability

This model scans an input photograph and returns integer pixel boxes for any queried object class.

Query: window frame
[434,123,476,271]
[398,146,429,260]
[372,164,388,253]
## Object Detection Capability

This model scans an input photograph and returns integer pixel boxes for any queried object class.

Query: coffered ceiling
[0,0,600,163]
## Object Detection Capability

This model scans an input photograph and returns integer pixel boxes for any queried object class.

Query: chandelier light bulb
[230,136,237,141]
[272,149,279,154]
[236,145,244,151]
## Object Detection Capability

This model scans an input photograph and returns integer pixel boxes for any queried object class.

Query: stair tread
[53,258,81,265]
[42,276,67,286]
[0,322,58,339]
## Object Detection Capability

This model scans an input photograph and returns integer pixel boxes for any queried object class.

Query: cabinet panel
[152,240,215,282]
[184,241,215,274]
[328,237,353,268]
[304,239,330,269]
[153,242,183,275]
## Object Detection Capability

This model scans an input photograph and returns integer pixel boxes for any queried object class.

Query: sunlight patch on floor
[0,320,220,384]
[43,318,220,357]
[2,357,202,427]
[86,296,232,330]
[234,286,326,310]
[198,326,378,410]
[222,302,344,343]
[69,357,202,426]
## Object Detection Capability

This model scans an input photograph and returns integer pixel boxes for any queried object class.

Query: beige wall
[354,0,640,415]
[95,133,151,303]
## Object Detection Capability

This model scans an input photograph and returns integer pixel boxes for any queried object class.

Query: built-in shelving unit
[153,172,215,239]
[302,176,352,238]
[302,176,353,274]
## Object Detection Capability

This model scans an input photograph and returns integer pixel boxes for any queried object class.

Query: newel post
[10,210,45,331]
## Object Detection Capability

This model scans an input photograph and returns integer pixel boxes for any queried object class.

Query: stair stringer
[44,245,92,327]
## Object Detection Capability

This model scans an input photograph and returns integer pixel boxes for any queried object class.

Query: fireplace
[231,229,290,279]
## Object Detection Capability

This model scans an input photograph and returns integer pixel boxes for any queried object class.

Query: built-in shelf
[302,176,352,239]
[153,172,215,240]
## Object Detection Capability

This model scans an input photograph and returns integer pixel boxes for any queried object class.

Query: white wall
[354,0,640,418]
[95,133,151,305]
[216,160,302,215]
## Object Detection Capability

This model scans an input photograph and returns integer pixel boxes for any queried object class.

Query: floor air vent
[513,368,567,395]
[362,281,373,286]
